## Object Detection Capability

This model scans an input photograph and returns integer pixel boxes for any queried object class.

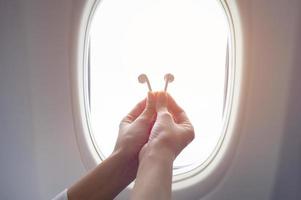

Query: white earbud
[138,74,152,91]
[164,73,174,92]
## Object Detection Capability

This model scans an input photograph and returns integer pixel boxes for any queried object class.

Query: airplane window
[87,0,231,175]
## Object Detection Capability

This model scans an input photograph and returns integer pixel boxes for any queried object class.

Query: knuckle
[159,112,172,120]
[137,116,152,125]
[187,128,195,142]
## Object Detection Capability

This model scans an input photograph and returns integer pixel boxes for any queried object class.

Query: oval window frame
[70,0,244,198]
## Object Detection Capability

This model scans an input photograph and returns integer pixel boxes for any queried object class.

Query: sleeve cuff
[52,189,68,200]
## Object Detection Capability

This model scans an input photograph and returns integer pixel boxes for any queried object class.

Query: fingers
[122,98,146,124]
[166,93,183,114]
[167,93,190,124]
[166,94,194,146]
[122,92,189,125]
[156,92,168,113]
[122,92,156,124]
[156,92,174,123]
[178,126,195,147]
[140,92,156,119]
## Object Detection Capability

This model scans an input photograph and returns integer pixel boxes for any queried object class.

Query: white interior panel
[0,0,300,199]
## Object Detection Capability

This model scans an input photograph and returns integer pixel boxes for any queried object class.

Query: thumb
[156,92,173,123]
[140,92,156,119]
[156,92,168,113]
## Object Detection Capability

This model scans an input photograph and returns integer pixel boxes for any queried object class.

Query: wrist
[112,147,139,164]
[111,148,138,179]
[139,141,176,164]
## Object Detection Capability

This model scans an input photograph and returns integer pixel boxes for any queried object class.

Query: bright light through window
[88,0,230,174]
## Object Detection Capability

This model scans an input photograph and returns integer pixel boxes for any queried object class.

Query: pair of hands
[114,91,195,164]
[66,92,194,200]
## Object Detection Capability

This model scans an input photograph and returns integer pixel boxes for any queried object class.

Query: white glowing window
[88,0,231,174]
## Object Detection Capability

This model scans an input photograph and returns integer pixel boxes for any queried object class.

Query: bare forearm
[131,145,174,200]
[68,149,138,200]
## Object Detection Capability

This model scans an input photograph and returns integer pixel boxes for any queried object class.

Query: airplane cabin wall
[0,1,85,199]
[203,0,301,199]
[0,0,300,199]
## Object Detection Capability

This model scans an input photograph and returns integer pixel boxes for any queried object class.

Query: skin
[67,92,194,200]
[68,92,156,200]
[131,92,195,200]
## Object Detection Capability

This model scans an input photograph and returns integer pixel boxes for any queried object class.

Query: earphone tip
[138,74,147,83]
[164,73,174,82]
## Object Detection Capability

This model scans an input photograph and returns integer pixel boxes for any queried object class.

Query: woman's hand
[68,92,157,200]
[139,91,195,161]
[132,92,195,200]
[114,92,156,160]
